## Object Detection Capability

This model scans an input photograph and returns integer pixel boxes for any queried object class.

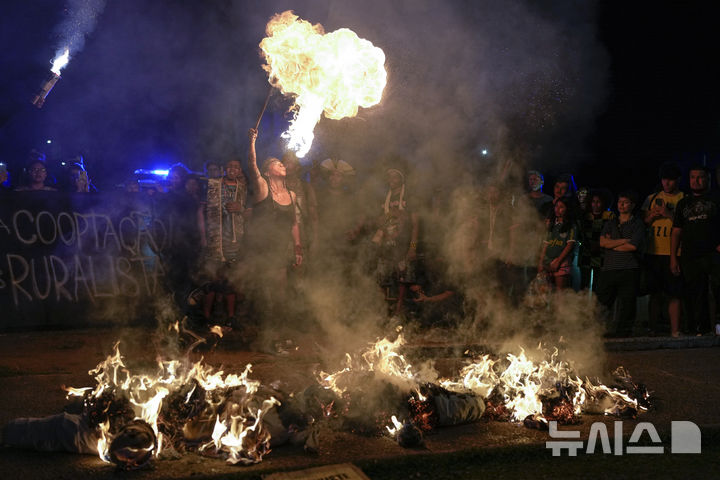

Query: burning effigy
[314,334,651,446]
[1,328,652,469]
[2,340,281,469]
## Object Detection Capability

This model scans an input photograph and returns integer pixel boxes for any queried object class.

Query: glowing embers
[65,343,278,468]
[259,10,387,158]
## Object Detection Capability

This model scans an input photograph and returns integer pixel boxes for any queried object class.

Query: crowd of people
[4,139,720,341]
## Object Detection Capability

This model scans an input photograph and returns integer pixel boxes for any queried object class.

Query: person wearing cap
[641,162,684,336]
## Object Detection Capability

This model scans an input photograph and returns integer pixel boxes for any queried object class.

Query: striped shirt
[601,215,645,271]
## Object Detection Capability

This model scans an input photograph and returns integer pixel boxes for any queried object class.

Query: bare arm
[670,227,682,275]
[247,128,268,204]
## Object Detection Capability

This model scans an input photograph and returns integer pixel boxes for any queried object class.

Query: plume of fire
[65,343,278,465]
[259,10,387,158]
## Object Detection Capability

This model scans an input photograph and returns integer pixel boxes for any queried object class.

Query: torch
[254,86,274,130]
[31,74,61,108]
[31,48,69,109]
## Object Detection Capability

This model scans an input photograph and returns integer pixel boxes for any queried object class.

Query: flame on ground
[260,10,387,157]
[317,336,649,436]
[65,343,278,465]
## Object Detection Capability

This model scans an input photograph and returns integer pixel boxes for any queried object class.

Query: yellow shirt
[642,190,684,256]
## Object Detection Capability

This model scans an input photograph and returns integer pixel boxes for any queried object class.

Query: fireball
[260,10,387,157]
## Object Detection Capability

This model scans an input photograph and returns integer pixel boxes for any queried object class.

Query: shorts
[644,255,682,297]
[547,259,571,277]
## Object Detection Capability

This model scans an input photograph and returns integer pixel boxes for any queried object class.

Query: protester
[671,165,720,336]
[641,162,684,336]
[15,159,56,191]
[526,170,553,214]
[282,151,318,260]
[597,191,645,337]
[579,189,615,291]
[198,158,249,325]
[538,197,578,290]
[63,162,92,193]
[204,160,223,180]
[372,165,419,317]
[246,128,303,323]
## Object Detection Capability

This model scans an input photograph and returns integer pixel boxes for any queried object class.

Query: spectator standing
[538,197,578,290]
[597,192,645,337]
[642,162,684,336]
[372,165,419,317]
[282,152,318,259]
[670,166,720,336]
[204,160,223,180]
[579,189,615,291]
[526,170,553,215]
[15,159,56,191]
[245,128,303,319]
[198,158,249,324]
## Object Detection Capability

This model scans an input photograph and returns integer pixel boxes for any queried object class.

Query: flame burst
[51,48,70,75]
[260,10,387,158]
[66,343,278,465]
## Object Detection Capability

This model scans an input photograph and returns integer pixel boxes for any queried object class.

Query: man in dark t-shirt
[596,192,645,337]
[671,166,720,335]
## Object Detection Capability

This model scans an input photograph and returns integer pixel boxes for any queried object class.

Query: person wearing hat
[641,162,683,336]
[372,165,419,318]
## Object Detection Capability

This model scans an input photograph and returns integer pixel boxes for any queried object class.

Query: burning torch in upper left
[31,48,70,108]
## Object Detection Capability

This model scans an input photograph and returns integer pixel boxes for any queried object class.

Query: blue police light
[133,168,169,177]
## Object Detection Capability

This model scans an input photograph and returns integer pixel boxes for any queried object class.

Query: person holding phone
[641,162,684,336]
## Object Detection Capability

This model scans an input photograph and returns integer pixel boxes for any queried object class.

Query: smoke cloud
[13,1,613,380]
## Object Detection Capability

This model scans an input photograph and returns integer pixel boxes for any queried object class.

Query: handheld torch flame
[51,48,70,76]
[32,48,70,108]
[259,11,387,158]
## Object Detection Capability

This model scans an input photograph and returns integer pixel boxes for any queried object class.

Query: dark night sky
[1,1,719,196]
